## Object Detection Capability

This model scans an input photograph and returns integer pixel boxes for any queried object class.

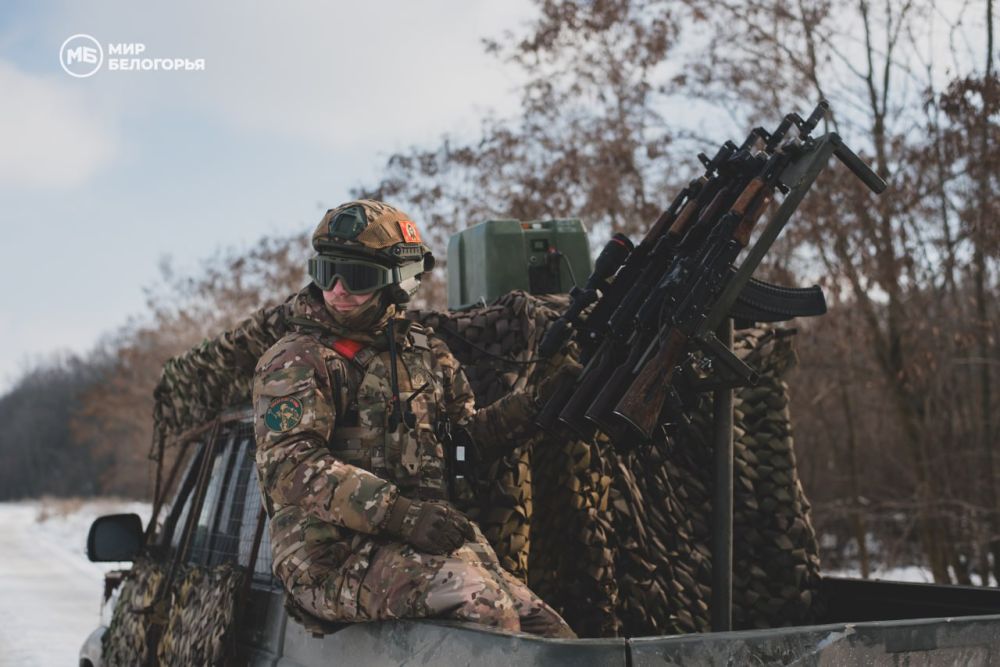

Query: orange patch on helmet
[398,220,422,243]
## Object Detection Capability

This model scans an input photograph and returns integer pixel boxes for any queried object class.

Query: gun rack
[709,133,886,631]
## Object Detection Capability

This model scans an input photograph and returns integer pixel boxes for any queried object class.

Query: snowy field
[0,498,150,667]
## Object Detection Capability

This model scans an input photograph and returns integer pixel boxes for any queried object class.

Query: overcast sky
[0,1,535,390]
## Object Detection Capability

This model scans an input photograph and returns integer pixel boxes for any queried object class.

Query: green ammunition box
[447,219,593,310]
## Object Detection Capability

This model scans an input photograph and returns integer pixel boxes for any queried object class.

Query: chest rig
[320,327,450,501]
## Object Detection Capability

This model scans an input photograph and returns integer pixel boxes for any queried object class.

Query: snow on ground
[0,498,150,667]
[823,565,936,583]
[825,564,997,586]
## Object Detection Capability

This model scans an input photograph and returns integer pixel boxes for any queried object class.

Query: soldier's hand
[384,496,476,555]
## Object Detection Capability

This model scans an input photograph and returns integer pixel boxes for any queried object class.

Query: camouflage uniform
[253,285,574,638]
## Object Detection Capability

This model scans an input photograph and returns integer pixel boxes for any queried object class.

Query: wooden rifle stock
[642,205,676,245]
[730,177,765,220]
[633,176,705,254]
[584,320,661,433]
[613,328,689,440]
[667,191,704,237]
[734,186,772,246]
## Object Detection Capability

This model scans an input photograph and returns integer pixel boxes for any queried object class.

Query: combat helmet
[309,199,435,304]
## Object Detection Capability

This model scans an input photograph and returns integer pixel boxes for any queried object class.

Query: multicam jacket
[252,287,534,616]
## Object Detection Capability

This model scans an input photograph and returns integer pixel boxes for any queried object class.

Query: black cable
[557,251,578,287]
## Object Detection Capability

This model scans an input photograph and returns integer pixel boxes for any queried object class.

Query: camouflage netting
[103,557,166,667]
[156,562,246,666]
[104,558,250,667]
[150,289,822,639]
[152,303,293,443]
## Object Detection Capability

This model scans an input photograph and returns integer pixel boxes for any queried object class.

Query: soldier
[252,199,576,638]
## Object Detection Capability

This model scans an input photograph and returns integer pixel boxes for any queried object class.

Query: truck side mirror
[87,513,144,562]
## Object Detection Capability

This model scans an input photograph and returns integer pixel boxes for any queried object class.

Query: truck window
[188,428,238,564]
[161,418,275,584]
[160,441,204,552]
[235,425,277,587]
[206,422,256,567]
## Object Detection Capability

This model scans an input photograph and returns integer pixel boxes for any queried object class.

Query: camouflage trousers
[290,525,576,639]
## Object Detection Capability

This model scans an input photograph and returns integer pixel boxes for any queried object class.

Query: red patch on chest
[331,338,365,360]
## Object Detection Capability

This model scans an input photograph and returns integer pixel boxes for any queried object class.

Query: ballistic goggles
[308,255,424,294]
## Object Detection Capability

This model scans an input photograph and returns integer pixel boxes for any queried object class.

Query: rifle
[612,102,885,441]
[538,119,805,438]
[585,110,819,439]
[572,135,774,439]
[536,132,757,437]
[538,102,886,445]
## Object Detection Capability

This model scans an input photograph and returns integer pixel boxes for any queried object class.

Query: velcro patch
[332,338,365,360]
[398,220,422,243]
[265,397,303,432]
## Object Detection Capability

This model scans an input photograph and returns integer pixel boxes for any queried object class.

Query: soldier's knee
[462,594,520,633]
[438,567,520,632]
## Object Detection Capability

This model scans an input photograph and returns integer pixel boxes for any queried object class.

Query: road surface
[0,501,147,666]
